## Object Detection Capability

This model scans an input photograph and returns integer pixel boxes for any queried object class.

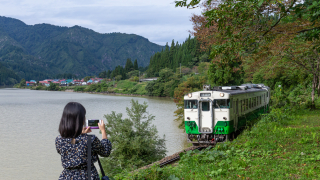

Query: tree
[101,100,166,176]
[133,59,139,70]
[99,71,107,78]
[176,0,320,107]
[115,75,122,81]
[19,78,26,87]
[124,58,134,73]
[83,76,93,82]
[47,82,59,91]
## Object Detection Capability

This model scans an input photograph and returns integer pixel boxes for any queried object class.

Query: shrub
[101,99,166,177]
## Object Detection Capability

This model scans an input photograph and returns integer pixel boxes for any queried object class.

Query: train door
[199,100,213,133]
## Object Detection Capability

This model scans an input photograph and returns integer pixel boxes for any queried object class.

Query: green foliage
[146,68,180,97]
[124,58,134,73]
[133,59,139,70]
[118,107,320,179]
[99,71,107,78]
[0,62,20,85]
[101,100,166,176]
[85,82,109,92]
[147,37,207,77]
[46,82,59,91]
[127,70,139,79]
[19,78,26,87]
[84,76,94,82]
[73,86,86,92]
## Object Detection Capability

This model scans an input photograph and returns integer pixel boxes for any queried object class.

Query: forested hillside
[0,16,163,83]
[147,36,210,77]
[0,62,20,85]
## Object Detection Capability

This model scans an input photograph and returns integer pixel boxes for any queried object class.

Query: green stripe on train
[185,105,268,135]
[185,121,200,134]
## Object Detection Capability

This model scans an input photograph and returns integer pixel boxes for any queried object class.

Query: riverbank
[116,107,320,179]
[16,80,159,97]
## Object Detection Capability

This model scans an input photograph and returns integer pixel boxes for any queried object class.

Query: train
[184,84,270,145]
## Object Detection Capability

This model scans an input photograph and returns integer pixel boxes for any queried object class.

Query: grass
[113,107,320,179]
[107,80,148,95]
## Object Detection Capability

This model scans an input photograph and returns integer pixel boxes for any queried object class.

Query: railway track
[137,145,212,171]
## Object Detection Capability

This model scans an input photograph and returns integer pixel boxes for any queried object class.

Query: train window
[241,100,243,112]
[202,102,210,111]
[245,99,248,110]
[255,97,257,106]
[184,100,198,109]
[249,99,251,108]
[214,99,230,108]
[260,96,261,105]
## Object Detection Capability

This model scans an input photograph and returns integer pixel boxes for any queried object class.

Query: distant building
[26,81,36,86]
[139,77,158,82]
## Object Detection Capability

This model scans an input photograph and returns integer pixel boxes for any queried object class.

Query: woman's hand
[98,120,108,139]
[98,120,105,132]
[82,126,92,134]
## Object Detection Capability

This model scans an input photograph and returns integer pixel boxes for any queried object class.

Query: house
[39,81,48,85]
[26,81,36,86]
[73,80,82,85]
[66,79,74,85]
[60,81,67,86]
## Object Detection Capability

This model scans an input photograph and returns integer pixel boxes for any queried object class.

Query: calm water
[0,88,187,179]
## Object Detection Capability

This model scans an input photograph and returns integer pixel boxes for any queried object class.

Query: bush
[74,86,86,92]
[101,99,166,177]
[46,83,59,91]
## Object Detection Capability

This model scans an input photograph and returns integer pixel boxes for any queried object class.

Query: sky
[0,0,202,45]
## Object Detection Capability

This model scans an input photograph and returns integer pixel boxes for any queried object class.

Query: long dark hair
[59,102,86,138]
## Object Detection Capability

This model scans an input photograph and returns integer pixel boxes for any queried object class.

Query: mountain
[0,16,164,82]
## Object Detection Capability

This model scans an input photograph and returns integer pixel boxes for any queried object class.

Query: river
[0,88,188,179]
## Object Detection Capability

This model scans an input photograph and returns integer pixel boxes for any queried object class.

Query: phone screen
[88,119,99,127]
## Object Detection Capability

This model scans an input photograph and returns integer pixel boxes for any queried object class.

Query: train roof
[199,84,269,95]
[215,87,267,95]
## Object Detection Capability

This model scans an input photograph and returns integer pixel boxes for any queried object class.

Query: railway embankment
[114,107,320,179]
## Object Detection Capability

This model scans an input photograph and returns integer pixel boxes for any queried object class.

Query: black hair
[59,102,86,138]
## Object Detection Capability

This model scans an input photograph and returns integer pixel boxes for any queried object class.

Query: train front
[184,91,232,145]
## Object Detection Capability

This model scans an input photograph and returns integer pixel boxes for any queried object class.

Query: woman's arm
[90,120,111,157]
[98,120,107,140]
[55,136,61,154]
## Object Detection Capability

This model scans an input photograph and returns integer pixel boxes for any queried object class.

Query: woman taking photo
[55,102,112,180]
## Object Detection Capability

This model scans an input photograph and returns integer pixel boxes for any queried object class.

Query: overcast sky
[0,0,202,45]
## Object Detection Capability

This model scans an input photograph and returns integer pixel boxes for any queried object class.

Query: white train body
[184,84,270,144]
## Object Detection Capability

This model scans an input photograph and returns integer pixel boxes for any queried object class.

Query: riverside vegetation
[8,0,320,178]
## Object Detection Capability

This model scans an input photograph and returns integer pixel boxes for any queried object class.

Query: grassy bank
[114,107,320,179]
[18,80,149,96]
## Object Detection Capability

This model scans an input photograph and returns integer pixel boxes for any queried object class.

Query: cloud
[0,0,202,45]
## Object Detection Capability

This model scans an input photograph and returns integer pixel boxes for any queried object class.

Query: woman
[55,102,112,180]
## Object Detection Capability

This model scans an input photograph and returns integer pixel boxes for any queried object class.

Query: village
[25,77,105,87]
[25,77,159,87]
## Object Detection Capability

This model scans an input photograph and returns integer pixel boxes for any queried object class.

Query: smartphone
[86,119,102,129]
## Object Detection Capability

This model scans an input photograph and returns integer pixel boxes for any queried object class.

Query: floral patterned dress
[55,134,112,180]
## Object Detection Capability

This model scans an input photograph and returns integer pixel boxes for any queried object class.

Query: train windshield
[184,100,198,109]
[214,99,230,109]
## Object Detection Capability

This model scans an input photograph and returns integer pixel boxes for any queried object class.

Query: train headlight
[220,93,224,97]
[188,93,192,98]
